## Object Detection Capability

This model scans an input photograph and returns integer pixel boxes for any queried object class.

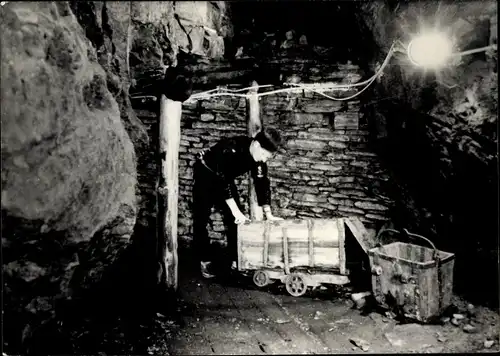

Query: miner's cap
[254,128,286,153]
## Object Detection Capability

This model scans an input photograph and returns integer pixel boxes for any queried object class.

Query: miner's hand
[265,214,284,221]
[234,210,250,225]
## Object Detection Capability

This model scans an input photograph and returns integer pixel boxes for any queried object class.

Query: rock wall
[1,2,137,353]
[71,0,231,235]
[175,62,393,247]
[356,0,498,306]
[1,1,232,354]
[132,106,160,237]
[124,1,231,240]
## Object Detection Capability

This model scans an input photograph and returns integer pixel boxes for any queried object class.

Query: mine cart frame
[237,218,353,297]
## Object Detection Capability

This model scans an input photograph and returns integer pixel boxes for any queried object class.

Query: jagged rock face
[128,1,229,93]
[356,1,498,306]
[69,0,230,138]
[1,2,137,242]
[1,1,137,352]
[1,1,231,354]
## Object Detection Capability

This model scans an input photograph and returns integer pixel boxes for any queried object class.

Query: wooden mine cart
[368,229,455,322]
[237,217,371,297]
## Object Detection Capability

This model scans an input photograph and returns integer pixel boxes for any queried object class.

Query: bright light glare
[407,32,453,69]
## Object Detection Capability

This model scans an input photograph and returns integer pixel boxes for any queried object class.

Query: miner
[193,128,284,278]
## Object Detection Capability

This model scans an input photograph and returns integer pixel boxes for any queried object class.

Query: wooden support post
[158,94,182,291]
[246,81,264,221]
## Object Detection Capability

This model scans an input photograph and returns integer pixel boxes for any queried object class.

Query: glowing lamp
[407,32,453,69]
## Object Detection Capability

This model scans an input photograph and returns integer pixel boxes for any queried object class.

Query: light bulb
[407,32,453,69]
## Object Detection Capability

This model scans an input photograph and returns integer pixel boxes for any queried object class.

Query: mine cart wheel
[285,273,308,297]
[253,270,270,287]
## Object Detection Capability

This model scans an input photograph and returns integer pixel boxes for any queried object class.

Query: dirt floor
[6,252,498,356]
[161,258,500,355]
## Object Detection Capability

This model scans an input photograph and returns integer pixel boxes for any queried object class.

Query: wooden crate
[237,218,347,275]
[368,241,455,322]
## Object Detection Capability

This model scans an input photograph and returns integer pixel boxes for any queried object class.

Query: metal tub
[368,229,455,322]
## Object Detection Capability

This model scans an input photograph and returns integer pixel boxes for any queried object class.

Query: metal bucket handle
[376,228,439,261]
[402,229,439,261]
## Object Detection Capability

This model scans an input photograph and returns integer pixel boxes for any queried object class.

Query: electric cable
[133,40,496,103]
[132,41,398,103]
[187,42,397,102]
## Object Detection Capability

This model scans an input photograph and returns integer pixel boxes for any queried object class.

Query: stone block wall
[178,96,250,246]
[262,92,392,225]
[128,61,396,251]
[175,62,394,248]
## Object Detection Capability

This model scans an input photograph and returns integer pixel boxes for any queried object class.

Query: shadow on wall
[366,100,499,309]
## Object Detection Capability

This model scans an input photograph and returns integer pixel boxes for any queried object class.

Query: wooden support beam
[158,94,182,291]
[344,217,377,254]
[246,80,264,221]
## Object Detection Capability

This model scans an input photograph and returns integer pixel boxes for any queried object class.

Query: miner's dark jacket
[200,136,271,206]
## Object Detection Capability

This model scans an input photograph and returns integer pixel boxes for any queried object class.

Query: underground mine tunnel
[1,0,498,355]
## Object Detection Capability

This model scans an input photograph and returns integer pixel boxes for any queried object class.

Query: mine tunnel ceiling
[132,2,379,95]
[228,1,373,62]
[169,1,376,92]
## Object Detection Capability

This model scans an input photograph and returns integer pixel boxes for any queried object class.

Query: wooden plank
[310,248,340,268]
[247,80,264,221]
[241,246,265,267]
[242,249,340,270]
[239,220,339,245]
[263,222,270,267]
[284,223,309,240]
[344,216,377,254]
[247,80,262,137]
[239,219,343,271]
[291,247,339,267]
[308,273,350,285]
[311,219,340,241]
[308,219,314,266]
[237,222,243,271]
[337,218,346,275]
[241,240,340,249]
[239,221,267,234]
[283,227,290,275]
[267,247,284,269]
[158,95,181,290]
